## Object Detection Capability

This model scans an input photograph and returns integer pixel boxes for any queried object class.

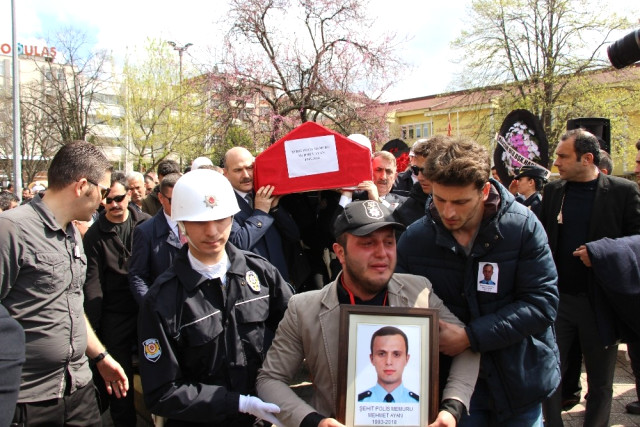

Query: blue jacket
[229,192,300,282]
[128,209,182,305]
[396,180,560,420]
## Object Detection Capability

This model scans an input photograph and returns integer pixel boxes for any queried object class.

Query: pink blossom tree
[215,0,403,146]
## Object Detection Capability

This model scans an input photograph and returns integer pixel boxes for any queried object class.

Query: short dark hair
[0,190,19,210]
[144,173,155,183]
[635,139,640,151]
[110,171,129,190]
[157,159,180,178]
[561,129,601,166]
[370,326,409,354]
[47,141,113,191]
[160,173,181,193]
[599,150,613,175]
[424,137,490,190]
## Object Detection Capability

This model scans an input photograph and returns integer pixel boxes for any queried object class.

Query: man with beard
[541,130,640,426]
[396,138,560,425]
[83,171,150,426]
[223,146,300,282]
[257,200,479,427]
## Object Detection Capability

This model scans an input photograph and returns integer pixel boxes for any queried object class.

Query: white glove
[238,394,281,426]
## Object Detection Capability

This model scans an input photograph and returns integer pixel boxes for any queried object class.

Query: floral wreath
[500,121,542,176]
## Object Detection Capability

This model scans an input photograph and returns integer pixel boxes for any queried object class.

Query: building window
[401,123,431,140]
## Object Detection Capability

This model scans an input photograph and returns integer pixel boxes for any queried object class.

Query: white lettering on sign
[355,403,420,426]
[284,135,339,178]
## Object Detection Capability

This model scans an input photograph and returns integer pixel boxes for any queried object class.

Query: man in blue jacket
[129,173,183,304]
[397,138,560,425]
[223,147,300,283]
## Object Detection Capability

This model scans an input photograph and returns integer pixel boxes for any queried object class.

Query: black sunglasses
[105,194,127,204]
[86,179,110,200]
[160,193,172,203]
[410,165,424,176]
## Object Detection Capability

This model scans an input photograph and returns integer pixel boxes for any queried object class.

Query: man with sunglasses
[391,139,431,197]
[0,141,129,426]
[83,171,150,426]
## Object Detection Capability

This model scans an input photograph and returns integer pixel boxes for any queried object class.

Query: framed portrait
[336,306,439,427]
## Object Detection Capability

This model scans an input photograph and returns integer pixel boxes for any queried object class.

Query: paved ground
[105,344,640,426]
[562,344,639,427]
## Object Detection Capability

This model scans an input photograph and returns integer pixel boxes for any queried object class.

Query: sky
[0,0,636,102]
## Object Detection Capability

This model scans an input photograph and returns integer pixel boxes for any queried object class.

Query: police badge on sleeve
[143,338,162,363]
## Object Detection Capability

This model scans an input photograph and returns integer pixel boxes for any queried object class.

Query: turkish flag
[254,122,373,195]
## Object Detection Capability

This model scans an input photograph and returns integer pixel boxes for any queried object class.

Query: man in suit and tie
[129,173,183,304]
[223,147,300,282]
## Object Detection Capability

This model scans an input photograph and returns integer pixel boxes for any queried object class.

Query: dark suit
[393,182,430,231]
[353,191,407,212]
[541,173,640,426]
[392,169,414,197]
[230,192,300,282]
[129,209,182,305]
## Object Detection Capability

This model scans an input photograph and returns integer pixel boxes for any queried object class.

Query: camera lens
[607,29,640,69]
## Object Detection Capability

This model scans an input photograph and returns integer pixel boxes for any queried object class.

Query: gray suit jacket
[256,273,479,426]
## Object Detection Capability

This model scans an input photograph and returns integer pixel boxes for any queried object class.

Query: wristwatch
[92,351,109,364]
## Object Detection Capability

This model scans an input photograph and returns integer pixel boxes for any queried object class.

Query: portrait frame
[336,306,439,427]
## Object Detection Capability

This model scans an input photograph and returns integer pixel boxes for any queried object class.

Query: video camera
[608,29,640,69]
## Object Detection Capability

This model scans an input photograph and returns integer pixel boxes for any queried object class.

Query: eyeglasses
[105,194,127,204]
[410,165,424,176]
[160,193,171,203]
[86,179,110,200]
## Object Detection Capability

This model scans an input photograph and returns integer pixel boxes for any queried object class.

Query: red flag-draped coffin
[254,122,373,195]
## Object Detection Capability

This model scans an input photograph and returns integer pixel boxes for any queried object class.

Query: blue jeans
[460,379,543,426]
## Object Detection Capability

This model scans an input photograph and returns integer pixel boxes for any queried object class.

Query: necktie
[245,193,254,209]
[384,393,394,402]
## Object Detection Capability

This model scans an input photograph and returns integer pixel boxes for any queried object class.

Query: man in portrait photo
[479,263,496,285]
[358,326,419,404]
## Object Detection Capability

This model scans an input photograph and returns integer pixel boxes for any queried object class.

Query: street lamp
[167,41,193,85]
[167,41,192,168]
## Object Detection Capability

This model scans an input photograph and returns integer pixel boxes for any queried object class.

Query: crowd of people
[0,129,639,427]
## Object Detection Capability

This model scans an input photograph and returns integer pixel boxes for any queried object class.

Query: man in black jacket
[138,169,291,426]
[84,171,150,426]
[541,129,640,426]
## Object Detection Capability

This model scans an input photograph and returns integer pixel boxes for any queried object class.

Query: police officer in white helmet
[137,169,293,426]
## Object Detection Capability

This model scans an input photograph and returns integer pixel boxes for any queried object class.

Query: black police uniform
[138,243,293,426]
[515,191,542,219]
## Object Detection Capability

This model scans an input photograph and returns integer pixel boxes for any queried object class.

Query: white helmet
[171,169,240,222]
[347,133,372,154]
[191,156,213,170]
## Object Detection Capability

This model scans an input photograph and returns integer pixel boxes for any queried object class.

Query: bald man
[223,147,300,282]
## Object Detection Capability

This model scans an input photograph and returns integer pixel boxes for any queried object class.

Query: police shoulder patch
[358,390,372,401]
[246,270,261,293]
[143,338,162,363]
